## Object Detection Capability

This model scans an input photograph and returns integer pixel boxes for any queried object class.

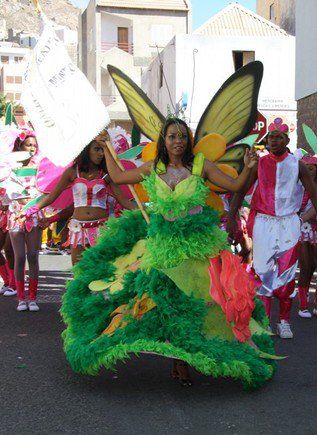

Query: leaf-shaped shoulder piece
[195,61,263,146]
[107,65,166,142]
[302,124,317,154]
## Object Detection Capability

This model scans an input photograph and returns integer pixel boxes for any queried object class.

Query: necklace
[161,166,191,189]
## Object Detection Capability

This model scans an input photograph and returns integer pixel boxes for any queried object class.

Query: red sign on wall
[251,111,267,142]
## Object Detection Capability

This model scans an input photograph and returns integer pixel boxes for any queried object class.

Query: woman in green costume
[61,117,277,390]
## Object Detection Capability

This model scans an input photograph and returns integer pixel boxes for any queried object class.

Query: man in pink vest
[227,127,317,338]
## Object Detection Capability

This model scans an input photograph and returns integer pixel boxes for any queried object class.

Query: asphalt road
[0,254,316,434]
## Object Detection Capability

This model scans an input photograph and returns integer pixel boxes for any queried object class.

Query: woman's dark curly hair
[154,118,194,171]
[73,140,107,173]
[13,135,38,152]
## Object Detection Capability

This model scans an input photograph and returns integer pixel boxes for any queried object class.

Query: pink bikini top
[72,166,113,209]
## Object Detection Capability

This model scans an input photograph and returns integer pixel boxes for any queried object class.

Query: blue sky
[70,0,256,29]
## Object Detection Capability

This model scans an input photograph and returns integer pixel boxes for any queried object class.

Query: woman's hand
[95,130,111,150]
[17,205,40,222]
[244,148,258,169]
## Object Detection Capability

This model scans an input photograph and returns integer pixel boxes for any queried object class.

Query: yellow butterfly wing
[107,65,165,142]
[194,61,263,145]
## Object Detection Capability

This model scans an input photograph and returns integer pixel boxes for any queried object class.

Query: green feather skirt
[61,210,276,390]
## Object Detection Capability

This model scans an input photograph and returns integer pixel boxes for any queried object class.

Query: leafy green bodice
[142,153,209,220]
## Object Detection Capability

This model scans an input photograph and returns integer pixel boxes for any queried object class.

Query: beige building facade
[0,43,30,104]
[256,0,296,35]
[79,0,191,127]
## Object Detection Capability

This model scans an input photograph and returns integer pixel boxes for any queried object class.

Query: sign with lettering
[250,111,267,142]
[22,17,110,166]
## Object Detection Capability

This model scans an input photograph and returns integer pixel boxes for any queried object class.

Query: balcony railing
[101,95,117,106]
[100,42,134,55]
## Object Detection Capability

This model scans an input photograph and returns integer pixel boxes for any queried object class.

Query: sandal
[171,360,192,387]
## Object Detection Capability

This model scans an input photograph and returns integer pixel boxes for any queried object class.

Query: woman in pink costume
[25,139,135,265]
[8,130,43,312]
[297,155,317,318]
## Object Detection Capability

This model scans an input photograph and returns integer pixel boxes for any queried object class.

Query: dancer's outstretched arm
[101,141,152,185]
[203,149,258,193]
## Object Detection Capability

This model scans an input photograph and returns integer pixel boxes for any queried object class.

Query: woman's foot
[28,301,40,312]
[171,360,192,387]
[17,301,28,312]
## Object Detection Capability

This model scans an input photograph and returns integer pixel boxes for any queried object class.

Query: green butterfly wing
[217,144,250,174]
[195,61,263,146]
[108,65,165,142]
[302,124,317,154]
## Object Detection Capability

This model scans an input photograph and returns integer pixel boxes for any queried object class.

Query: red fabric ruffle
[208,250,256,342]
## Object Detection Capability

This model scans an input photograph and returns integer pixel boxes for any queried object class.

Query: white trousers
[253,213,300,298]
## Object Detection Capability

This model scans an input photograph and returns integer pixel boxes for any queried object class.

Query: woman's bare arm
[203,149,258,193]
[103,145,152,185]
[299,161,317,216]
[110,182,137,210]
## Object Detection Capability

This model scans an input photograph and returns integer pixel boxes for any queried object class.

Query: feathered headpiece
[268,117,289,135]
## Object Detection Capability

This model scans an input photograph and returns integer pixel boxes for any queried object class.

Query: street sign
[251,111,267,142]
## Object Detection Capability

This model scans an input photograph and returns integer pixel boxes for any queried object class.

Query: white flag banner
[21,16,110,166]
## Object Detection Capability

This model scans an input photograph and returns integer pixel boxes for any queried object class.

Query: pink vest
[250,152,304,217]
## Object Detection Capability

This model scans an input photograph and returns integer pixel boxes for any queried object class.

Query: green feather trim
[143,207,228,269]
[142,171,210,219]
[61,240,276,390]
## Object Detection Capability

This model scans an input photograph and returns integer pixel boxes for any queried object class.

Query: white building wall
[84,0,98,89]
[143,39,176,116]
[144,33,297,148]
[295,0,317,100]
[100,8,190,63]
[100,12,133,46]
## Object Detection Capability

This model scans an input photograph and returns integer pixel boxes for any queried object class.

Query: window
[117,27,129,53]
[269,3,275,20]
[1,56,9,64]
[6,76,14,83]
[232,51,255,71]
[15,76,22,84]
[6,93,14,101]
[15,93,21,100]
[14,56,24,63]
